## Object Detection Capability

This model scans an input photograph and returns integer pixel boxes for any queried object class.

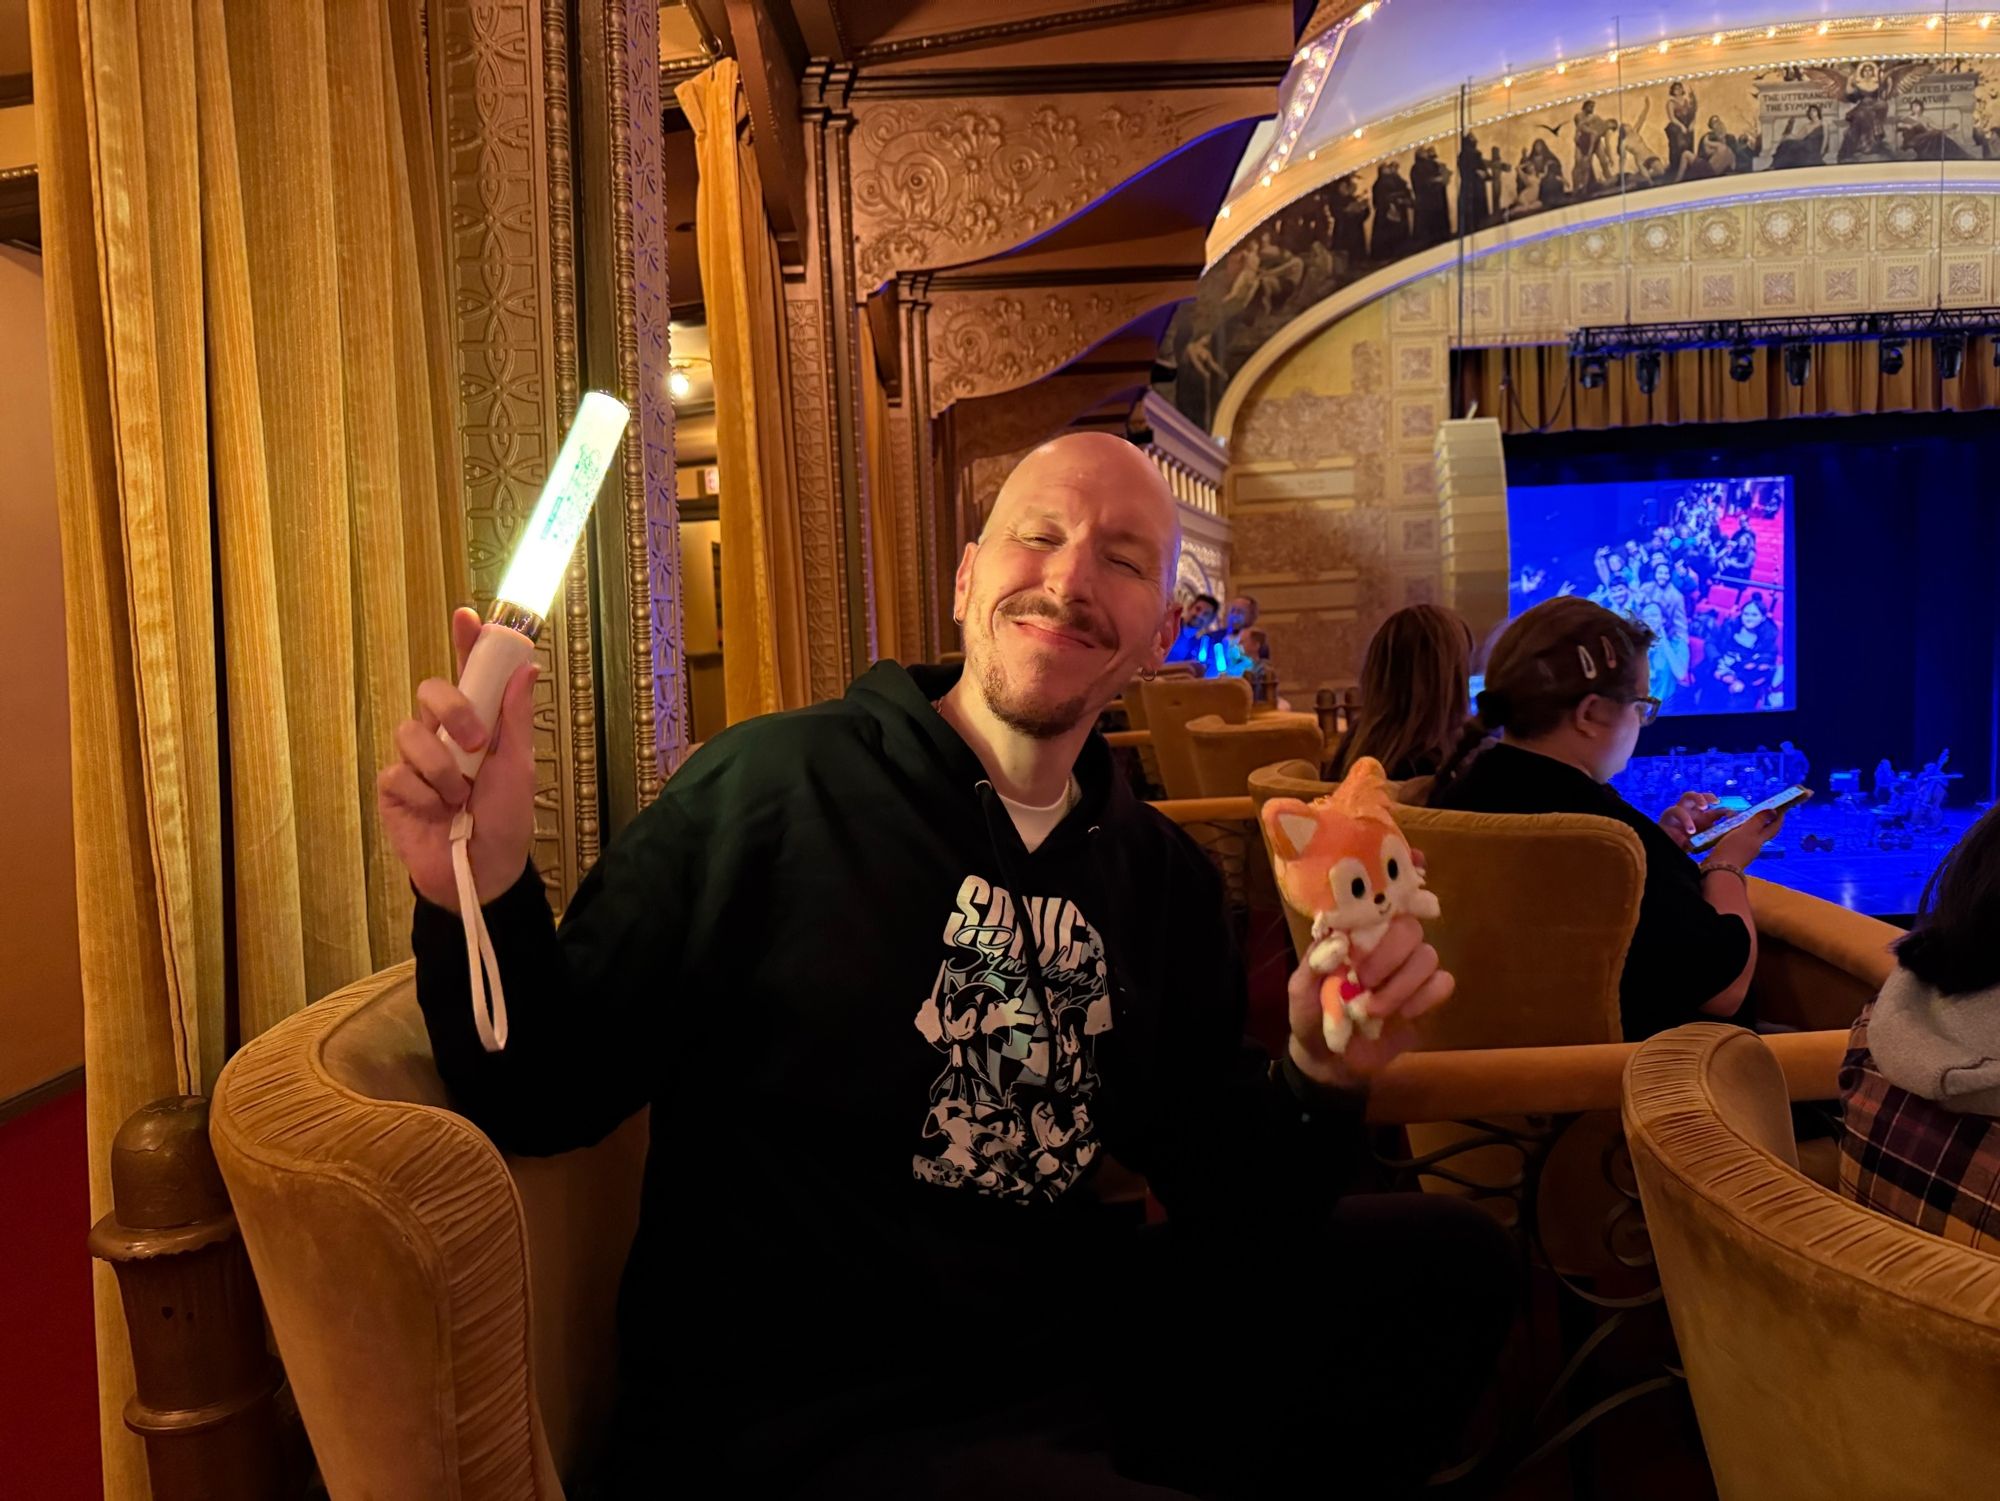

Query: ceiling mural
[1163,51,2000,430]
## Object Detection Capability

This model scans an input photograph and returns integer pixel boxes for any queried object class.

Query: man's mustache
[997,595,1113,648]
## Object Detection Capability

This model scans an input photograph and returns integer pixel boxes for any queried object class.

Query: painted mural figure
[1569,99,1613,194]
[1369,161,1415,260]
[1330,175,1371,267]
[1410,144,1453,250]
[1665,81,1698,174]
[1456,133,1490,234]
[1770,104,1827,169]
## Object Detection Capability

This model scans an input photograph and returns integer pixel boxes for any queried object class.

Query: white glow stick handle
[439,623,536,780]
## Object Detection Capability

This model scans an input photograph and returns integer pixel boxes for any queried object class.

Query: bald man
[381,432,1511,1498]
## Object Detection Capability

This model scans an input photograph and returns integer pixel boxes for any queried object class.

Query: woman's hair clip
[1576,643,1599,680]
[1599,634,1619,670]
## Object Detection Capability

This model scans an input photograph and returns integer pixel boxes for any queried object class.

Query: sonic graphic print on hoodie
[913,875,1114,1200]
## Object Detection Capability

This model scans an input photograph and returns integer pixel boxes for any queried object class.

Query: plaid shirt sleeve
[1839,1002,2000,1254]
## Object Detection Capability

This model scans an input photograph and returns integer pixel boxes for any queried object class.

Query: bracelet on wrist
[1702,861,1748,885]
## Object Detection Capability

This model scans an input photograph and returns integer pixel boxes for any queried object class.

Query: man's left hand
[1286,913,1454,1091]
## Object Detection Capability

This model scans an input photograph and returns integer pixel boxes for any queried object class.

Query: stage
[1747,803,1982,924]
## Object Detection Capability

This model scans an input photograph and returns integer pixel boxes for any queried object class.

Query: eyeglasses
[1627,695,1663,726]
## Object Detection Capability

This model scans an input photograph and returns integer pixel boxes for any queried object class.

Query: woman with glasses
[1427,598,1785,1038]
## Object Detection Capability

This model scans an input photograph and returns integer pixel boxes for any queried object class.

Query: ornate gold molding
[785,294,852,698]
[438,0,586,900]
[926,281,1187,415]
[852,0,1221,64]
[585,0,682,813]
[543,0,602,875]
[849,94,1229,293]
[623,0,684,800]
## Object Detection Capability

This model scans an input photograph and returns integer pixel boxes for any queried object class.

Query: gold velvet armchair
[1624,1023,2000,1499]
[209,966,645,1500]
[1132,675,1253,799]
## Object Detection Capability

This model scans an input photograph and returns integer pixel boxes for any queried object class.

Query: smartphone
[1689,784,1812,853]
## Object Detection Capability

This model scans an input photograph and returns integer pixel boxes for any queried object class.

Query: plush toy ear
[1261,798,1320,861]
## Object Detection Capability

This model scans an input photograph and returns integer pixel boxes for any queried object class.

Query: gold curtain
[859,310,907,663]
[679,60,810,722]
[32,0,462,1491]
[1462,338,2000,433]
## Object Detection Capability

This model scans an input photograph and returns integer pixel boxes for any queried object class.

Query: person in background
[1164,592,1221,666]
[1638,599,1689,709]
[1203,594,1263,678]
[1589,576,1635,620]
[1429,598,1785,1040]
[1328,604,1476,785]
[1708,591,1779,707]
[1638,558,1689,643]
[1841,803,2000,1251]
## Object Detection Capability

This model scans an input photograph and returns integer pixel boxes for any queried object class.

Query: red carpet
[0,1085,104,1499]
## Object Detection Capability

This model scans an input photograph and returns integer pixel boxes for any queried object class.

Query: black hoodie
[411,661,1367,1469]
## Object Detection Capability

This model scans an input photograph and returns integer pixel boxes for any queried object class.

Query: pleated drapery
[678,60,811,722]
[1460,337,2000,433]
[31,0,464,1491]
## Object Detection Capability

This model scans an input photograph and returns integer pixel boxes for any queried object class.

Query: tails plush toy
[1260,758,1442,1054]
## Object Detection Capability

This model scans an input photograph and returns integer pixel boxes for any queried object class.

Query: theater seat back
[1625,1024,2000,1500]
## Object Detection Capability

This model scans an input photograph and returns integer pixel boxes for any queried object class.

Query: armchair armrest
[1747,877,1900,1032]
[1147,796,1256,825]
[1363,1029,1849,1124]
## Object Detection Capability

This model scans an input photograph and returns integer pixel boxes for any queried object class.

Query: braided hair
[1428,598,1655,801]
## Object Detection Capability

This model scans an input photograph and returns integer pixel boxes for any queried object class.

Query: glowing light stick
[444,390,629,1052]
[440,390,631,778]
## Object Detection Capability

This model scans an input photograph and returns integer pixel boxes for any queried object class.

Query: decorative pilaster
[894,271,941,658]
[577,0,683,832]
[436,0,591,900]
[787,63,873,692]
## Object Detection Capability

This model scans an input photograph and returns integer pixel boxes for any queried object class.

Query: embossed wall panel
[926,281,1187,416]
[850,94,1245,294]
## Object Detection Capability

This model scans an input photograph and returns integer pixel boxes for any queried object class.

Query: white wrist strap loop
[450,807,509,1052]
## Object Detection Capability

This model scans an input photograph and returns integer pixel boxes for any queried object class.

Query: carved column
[575,0,684,828]
[894,272,941,659]
[787,63,873,691]
[434,1,594,899]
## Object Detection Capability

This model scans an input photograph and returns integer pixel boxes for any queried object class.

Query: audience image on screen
[1525,478,1788,716]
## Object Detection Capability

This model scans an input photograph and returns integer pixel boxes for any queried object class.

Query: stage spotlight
[1634,349,1662,395]
[1880,340,1904,376]
[1578,352,1609,390]
[1936,332,1966,380]
[1783,343,1811,388]
[1728,344,1755,383]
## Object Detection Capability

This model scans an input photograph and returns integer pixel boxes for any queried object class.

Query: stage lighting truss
[1569,309,2000,382]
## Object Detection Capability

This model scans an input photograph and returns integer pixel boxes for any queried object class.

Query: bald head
[952,431,1185,739]
[984,432,1182,589]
